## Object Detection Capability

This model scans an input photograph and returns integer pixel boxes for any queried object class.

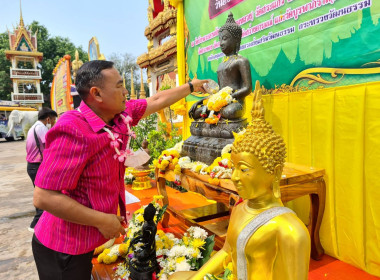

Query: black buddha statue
[189,12,252,121]
[182,12,252,164]
[129,203,159,280]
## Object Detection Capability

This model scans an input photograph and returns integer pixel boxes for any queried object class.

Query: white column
[36,82,41,94]
[151,73,157,95]
[13,81,18,93]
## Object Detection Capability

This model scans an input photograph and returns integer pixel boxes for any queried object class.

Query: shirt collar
[78,101,107,133]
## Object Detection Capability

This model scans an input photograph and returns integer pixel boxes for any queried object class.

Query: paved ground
[0,139,38,280]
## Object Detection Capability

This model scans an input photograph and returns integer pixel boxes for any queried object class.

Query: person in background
[32,60,207,279]
[26,107,57,232]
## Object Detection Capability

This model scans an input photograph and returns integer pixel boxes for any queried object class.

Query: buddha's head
[143,203,156,222]
[231,91,286,200]
[219,12,242,56]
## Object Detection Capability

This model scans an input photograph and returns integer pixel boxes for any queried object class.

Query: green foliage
[130,113,158,151]
[108,52,149,98]
[0,21,88,102]
[0,33,13,100]
[147,121,182,161]
[155,204,168,224]
[197,235,215,269]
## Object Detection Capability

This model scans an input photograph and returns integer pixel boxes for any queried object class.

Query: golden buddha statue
[72,50,83,79]
[169,91,310,280]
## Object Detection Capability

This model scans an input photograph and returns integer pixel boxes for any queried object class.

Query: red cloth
[34,100,147,255]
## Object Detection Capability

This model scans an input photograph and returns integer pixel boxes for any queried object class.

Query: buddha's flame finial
[232,82,286,174]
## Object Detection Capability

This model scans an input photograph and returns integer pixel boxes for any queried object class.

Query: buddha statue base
[182,118,247,165]
[129,264,158,280]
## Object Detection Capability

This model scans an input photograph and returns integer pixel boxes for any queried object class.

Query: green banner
[184,0,380,92]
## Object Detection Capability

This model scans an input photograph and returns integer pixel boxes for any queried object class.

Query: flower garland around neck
[103,114,136,165]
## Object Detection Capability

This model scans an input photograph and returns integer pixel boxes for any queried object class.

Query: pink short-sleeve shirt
[34,99,147,255]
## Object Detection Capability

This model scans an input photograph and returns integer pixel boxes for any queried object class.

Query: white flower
[166,233,175,240]
[221,144,232,155]
[175,260,191,272]
[168,245,188,257]
[160,274,168,280]
[189,227,208,240]
[220,169,232,179]
[109,244,121,256]
[178,156,193,169]
[220,158,229,166]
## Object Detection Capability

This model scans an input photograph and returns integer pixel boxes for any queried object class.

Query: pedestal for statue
[129,265,158,280]
[182,118,247,165]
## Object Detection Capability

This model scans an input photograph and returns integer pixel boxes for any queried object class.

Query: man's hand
[191,78,208,93]
[97,214,126,239]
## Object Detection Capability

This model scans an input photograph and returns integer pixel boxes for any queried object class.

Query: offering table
[155,162,326,260]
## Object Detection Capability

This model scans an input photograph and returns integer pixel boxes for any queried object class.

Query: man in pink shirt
[26,108,57,231]
[32,60,207,279]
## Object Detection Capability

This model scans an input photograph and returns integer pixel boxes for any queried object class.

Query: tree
[0,33,13,100]
[108,52,149,98]
[0,21,88,103]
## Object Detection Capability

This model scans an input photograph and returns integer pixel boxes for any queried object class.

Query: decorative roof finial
[139,68,146,99]
[19,0,25,27]
[130,68,136,99]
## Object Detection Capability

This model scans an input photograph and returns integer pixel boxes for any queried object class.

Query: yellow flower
[161,160,169,168]
[222,153,231,160]
[153,195,164,203]
[119,243,129,255]
[191,238,206,249]
[97,253,104,263]
[168,239,174,247]
[176,256,186,263]
[174,164,181,175]
[156,240,164,250]
[172,157,179,166]
[136,214,144,223]
[192,249,200,258]
[195,165,202,173]
[183,236,189,246]
[103,254,118,264]
[157,229,166,237]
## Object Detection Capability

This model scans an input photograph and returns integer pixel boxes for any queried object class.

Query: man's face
[97,67,128,115]
[48,117,57,127]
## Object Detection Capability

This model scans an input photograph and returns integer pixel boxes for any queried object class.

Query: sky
[0,0,150,59]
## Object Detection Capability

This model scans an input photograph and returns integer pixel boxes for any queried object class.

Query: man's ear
[89,86,102,102]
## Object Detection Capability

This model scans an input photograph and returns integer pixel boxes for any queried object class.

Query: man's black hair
[75,60,114,100]
[38,108,58,120]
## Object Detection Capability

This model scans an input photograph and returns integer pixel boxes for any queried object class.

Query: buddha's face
[231,151,274,200]
[219,29,238,56]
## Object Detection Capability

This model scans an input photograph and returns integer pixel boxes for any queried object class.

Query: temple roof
[5,3,42,60]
